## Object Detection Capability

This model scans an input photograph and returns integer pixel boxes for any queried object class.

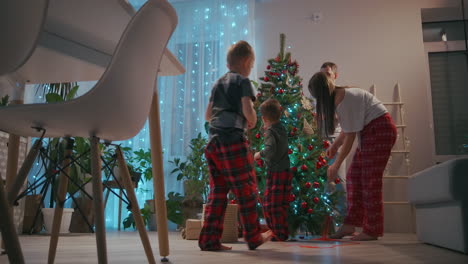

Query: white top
[335,88,387,133]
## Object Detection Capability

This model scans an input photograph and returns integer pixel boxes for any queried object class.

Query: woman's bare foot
[329,224,356,239]
[350,232,377,241]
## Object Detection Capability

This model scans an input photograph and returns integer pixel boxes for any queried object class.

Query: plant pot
[69,197,94,233]
[41,208,74,234]
[147,213,157,231]
[22,194,43,234]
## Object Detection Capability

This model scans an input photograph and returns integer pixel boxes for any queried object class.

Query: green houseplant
[122,148,185,230]
[169,132,209,226]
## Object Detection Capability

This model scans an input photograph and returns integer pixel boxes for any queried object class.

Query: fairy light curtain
[24,0,255,229]
[109,0,256,228]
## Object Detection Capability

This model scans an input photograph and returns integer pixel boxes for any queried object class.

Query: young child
[308,72,397,241]
[199,40,272,251]
[254,98,292,241]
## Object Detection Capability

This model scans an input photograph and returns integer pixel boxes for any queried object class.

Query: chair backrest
[65,0,178,140]
[0,0,49,76]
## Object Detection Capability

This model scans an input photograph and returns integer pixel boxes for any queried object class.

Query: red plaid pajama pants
[344,113,397,237]
[263,170,292,241]
[199,138,263,250]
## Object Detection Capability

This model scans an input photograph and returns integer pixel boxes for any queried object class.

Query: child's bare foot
[219,244,233,250]
[201,244,232,251]
[350,232,377,241]
[248,230,273,250]
[329,224,356,239]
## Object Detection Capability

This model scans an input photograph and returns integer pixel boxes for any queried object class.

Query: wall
[254,0,446,174]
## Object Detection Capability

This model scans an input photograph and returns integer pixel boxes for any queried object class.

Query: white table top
[16,0,184,83]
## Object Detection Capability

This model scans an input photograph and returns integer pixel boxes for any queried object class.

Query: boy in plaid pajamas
[254,98,292,241]
[199,40,272,251]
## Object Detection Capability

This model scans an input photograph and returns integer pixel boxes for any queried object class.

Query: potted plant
[169,132,209,225]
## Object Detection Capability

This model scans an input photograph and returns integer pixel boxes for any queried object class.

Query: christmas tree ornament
[301,202,308,208]
[289,194,296,202]
[313,182,320,188]
[305,182,312,188]
[307,208,314,214]
[301,164,308,171]
[313,197,320,204]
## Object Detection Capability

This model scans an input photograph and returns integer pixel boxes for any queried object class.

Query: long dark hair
[308,72,336,138]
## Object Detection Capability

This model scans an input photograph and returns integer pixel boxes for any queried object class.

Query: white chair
[0,1,49,264]
[0,0,49,76]
[0,0,178,263]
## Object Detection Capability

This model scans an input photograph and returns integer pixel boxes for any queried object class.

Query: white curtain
[107,0,256,229]
[24,0,255,229]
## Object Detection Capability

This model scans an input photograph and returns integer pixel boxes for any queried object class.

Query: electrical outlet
[312,12,322,22]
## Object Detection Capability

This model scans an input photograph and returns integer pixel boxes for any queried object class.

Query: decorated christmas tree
[250,33,344,237]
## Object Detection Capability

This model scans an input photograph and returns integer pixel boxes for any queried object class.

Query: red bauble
[313,182,320,188]
[288,149,293,154]
[334,178,341,184]
[257,92,262,97]
[301,202,308,208]
[291,166,297,172]
[292,127,298,132]
[275,56,280,62]
[255,133,261,139]
[264,76,269,82]
[266,65,271,70]
[230,199,236,204]
[313,197,320,204]
[315,162,322,169]
[278,88,284,94]
[323,140,330,148]
[289,194,296,202]
[257,159,264,167]
[301,164,308,171]
[307,145,314,151]
[307,208,314,214]
[305,182,312,188]
[289,131,295,136]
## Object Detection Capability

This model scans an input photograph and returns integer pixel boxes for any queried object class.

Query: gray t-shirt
[208,71,256,142]
[335,88,387,132]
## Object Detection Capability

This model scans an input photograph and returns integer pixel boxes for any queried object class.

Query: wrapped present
[184,219,202,240]
[202,204,238,243]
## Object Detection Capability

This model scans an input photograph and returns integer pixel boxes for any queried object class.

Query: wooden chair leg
[48,138,73,264]
[91,137,107,264]
[7,139,42,204]
[116,147,156,264]
[149,90,170,261]
[0,175,25,264]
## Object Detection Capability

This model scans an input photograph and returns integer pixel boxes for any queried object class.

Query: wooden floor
[1,232,468,264]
